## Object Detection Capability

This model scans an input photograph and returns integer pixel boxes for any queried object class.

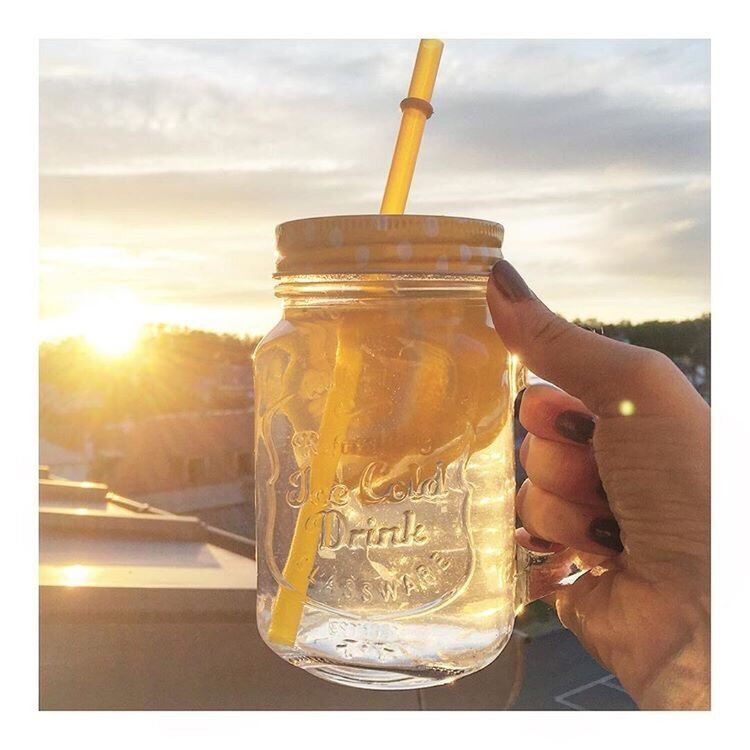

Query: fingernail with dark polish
[514,387,526,422]
[491,260,533,302]
[588,518,623,552]
[529,535,555,551]
[555,410,596,444]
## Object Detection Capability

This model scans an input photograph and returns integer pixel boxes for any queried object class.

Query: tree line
[40,317,709,449]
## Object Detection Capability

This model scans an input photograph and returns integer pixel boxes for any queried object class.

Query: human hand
[487,260,710,710]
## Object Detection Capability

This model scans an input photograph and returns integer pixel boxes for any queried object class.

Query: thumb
[487,259,694,417]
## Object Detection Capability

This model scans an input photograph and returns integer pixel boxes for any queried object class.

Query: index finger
[517,383,597,446]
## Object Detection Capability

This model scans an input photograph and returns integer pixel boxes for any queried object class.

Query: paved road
[512,627,637,710]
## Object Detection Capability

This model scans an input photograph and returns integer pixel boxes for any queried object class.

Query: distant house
[88,409,255,536]
[215,362,255,405]
[90,409,253,493]
[39,382,104,414]
[194,362,254,410]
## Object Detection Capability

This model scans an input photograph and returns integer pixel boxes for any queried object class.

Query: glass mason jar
[254,215,585,690]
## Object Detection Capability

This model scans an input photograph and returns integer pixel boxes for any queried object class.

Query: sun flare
[74,291,146,358]
[85,320,141,357]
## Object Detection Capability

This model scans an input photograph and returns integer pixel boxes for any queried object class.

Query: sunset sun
[75,291,146,357]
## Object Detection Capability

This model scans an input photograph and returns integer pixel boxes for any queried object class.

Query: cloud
[38,39,710,330]
[426,90,708,175]
[39,39,709,177]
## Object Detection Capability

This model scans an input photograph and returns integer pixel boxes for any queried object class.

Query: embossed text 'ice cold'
[285,459,450,508]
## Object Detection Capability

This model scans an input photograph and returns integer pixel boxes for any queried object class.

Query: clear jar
[254,215,550,690]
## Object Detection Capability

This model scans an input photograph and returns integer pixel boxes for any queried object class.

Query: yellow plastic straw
[380,39,444,214]
[267,39,444,647]
[267,318,363,645]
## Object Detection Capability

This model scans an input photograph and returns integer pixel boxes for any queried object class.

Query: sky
[39,39,710,339]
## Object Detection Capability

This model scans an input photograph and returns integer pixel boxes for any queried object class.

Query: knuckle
[628,347,677,382]
[530,312,571,348]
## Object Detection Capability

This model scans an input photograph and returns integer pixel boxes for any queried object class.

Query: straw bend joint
[400,96,434,119]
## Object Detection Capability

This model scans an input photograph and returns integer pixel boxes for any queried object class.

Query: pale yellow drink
[254,214,519,688]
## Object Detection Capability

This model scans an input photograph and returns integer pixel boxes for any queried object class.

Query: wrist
[635,610,710,710]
